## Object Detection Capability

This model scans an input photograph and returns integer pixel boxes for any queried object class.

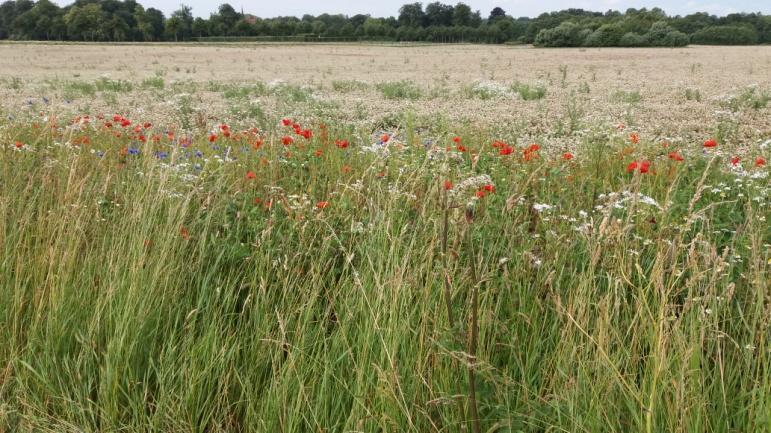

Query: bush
[619,32,648,47]
[534,21,585,47]
[691,25,759,45]
[584,23,624,47]
[646,21,689,47]
[376,80,422,100]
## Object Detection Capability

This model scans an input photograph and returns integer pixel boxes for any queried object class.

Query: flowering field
[0,43,769,432]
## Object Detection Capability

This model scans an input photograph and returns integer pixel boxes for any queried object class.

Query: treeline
[1,0,770,46]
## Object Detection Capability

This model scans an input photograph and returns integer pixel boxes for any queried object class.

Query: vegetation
[0,1,770,45]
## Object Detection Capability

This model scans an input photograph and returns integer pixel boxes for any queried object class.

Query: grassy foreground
[0,113,769,432]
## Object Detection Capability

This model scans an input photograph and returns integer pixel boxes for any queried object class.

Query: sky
[58,0,771,18]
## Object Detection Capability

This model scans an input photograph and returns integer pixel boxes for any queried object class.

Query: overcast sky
[59,0,771,18]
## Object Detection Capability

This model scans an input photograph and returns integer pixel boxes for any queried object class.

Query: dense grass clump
[0,113,769,433]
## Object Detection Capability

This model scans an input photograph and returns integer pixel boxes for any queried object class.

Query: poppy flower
[223,130,231,138]
[245,171,256,180]
[335,139,349,149]
[341,165,351,174]
[444,180,453,190]
[457,145,466,152]
[179,226,190,240]
[281,136,293,145]
[316,201,329,209]
[314,149,323,157]
[492,140,506,149]
[143,122,152,129]
[452,136,461,144]
[14,141,23,149]
[731,156,741,165]
[627,160,651,174]
[703,138,718,148]
[475,190,486,198]
[208,133,218,143]
[499,146,513,155]
[483,184,495,192]
[756,157,766,167]
[252,138,264,149]
[668,152,684,161]
[281,118,292,126]
[301,129,312,139]
[381,134,390,143]
[629,133,639,144]
[562,152,574,160]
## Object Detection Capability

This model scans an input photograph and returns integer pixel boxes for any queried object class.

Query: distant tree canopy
[0,1,769,46]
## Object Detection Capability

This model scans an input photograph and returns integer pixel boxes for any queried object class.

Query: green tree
[64,4,105,41]
[398,3,425,27]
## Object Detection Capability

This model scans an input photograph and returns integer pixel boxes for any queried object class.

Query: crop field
[0,42,769,432]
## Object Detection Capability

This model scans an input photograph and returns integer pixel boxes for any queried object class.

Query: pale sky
[57,0,771,18]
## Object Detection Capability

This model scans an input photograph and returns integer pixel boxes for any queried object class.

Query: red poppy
[208,133,218,143]
[282,136,293,145]
[483,184,495,192]
[452,136,461,144]
[281,118,292,126]
[314,149,323,157]
[381,134,390,143]
[444,180,453,190]
[703,138,718,148]
[342,165,351,174]
[14,141,23,149]
[500,146,513,155]
[731,156,741,165]
[252,138,264,149]
[457,145,466,152]
[301,129,312,139]
[179,226,190,240]
[245,171,256,180]
[756,157,766,167]
[223,130,231,138]
[492,140,505,149]
[335,139,349,149]
[475,190,486,198]
[668,152,684,161]
[627,160,650,173]
[629,133,639,144]
[316,201,329,209]
[143,122,152,129]
[562,152,574,160]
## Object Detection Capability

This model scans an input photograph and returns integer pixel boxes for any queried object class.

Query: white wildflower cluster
[470,81,510,98]
[426,146,464,164]
[595,191,662,211]
[448,174,493,201]
[532,203,554,213]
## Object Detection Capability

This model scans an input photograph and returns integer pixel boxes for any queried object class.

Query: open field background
[0,43,769,433]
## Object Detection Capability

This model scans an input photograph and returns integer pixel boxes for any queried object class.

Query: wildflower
[444,180,453,190]
[316,201,329,209]
[314,149,323,157]
[627,160,651,174]
[629,133,639,144]
[703,138,718,148]
[245,171,257,180]
[335,139,349,149]
[381,134,390,143]
[499,146,513,155]
[731,156,741,165]
[457,145,467,152]
[179,226,190,240]
[208,133,218,143]
[143,122,152,129]
[282,136,293,145]
[452,136,461,144]
[281,118,292,126]
[483,184,495,193]
[301,129,312,139]
[14,141,23,149]
[475,190,486,198]
[668,152,684,161]
[562,152,574,160]
[756,157,766,167]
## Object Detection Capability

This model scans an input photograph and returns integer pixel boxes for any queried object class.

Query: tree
[534,21,585,46]
[64,4,105,41]
[489,7,506,21]
[452,2,471,26]
[691,25,759,44]
[425,2,453,27]
[168,4,193,40]
[398,3,425,28]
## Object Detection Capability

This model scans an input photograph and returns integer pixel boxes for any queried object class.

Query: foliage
[0,1,768,45]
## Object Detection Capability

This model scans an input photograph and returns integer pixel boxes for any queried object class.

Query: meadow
[0,42,769,432]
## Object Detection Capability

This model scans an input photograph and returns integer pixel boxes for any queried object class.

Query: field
[0,42,769,432]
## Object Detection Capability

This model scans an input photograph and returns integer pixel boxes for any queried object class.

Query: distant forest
[1,1,770,46]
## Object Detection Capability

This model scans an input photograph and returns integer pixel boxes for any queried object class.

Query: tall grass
[0,115,768,433]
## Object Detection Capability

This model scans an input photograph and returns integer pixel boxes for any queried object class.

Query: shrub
[619,32,648,47]
[691,25,759,45]
[534,21,585,47]
[584,24,624,47]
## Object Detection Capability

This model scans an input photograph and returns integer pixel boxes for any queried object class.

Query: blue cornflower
[128,148,140,155]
